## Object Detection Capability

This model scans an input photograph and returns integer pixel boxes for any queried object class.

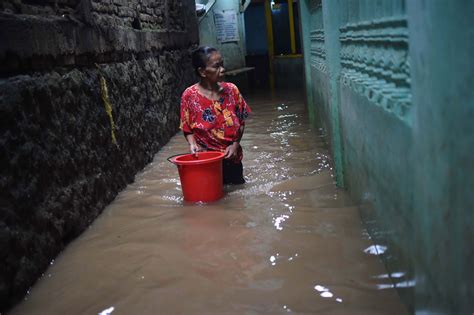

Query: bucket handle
[166,152,198,164]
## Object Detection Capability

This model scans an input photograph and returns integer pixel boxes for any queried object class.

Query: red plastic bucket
[169,151,225,202]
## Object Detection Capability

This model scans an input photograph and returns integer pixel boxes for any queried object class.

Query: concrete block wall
[0,0,198,311]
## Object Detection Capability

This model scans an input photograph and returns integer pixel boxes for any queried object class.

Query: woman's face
[201,51,225,83]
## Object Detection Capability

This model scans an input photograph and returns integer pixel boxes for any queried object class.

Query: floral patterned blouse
[180,82,251,161]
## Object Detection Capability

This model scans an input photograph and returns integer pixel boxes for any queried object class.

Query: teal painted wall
[299,0,473,313]
[299,0,343,185]
[198,0,246,71]
[336,1,415,308]
[408,1,474,313]
[298,0,315,124]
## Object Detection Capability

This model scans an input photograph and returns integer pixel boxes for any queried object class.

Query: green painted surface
[300,0,474,313]
[339,85,416,310]
[408,1,474,313]
[321,0,344,187]
[198,0,246,71]
[297,0,315,125]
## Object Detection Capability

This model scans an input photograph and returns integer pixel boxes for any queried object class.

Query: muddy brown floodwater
[10,93,408,315]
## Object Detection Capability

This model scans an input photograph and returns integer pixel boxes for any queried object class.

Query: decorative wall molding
[310,28,327,73]
[339,16,411,123]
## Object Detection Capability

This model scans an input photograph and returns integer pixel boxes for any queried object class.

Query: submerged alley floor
[10,93,408,315]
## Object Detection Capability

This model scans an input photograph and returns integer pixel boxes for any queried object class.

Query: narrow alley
[9,94,407,314]
[1,0,473,314]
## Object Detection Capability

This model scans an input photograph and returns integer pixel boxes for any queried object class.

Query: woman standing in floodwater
[180,46,251,184]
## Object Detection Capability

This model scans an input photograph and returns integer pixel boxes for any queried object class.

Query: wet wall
[299,0,473,313]
[0,0,198,310]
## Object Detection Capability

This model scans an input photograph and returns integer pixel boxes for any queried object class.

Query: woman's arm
[185,133,202,155]
[224,124,245,159]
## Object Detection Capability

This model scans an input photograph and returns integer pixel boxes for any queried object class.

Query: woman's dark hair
[191,46,218,76]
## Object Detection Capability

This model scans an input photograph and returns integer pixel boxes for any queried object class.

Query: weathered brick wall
[0,0,198,311]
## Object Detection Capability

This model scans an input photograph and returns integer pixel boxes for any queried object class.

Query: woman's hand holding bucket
[185,133,203,157]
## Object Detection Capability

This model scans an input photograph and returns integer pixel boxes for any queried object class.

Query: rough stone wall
[0,0,198,311]
[1,0,185,30]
